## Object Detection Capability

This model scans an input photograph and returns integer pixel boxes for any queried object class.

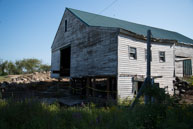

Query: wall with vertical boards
[175,60,183,77]
[51,50,60,78]
[51,9,89,78]
[51,9,118,78]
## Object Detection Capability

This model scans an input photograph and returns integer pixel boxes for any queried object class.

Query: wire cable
[98,0,119,15]
[87,0,119,23]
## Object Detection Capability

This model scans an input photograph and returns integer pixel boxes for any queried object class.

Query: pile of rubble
[0,72,54,87]
[0,72,75,104]
[174,77,193,104]
[173,77,192,96]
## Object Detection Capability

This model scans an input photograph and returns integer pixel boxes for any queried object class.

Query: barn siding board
[175,44,193,76]
[51,9,89,78]
[51,9,118,78]
[118,34,175,97]
[52,10,88,51]
[175,61,183,77]
[117,76,133,99]
[71,28,118,77]
[51,50,60,78]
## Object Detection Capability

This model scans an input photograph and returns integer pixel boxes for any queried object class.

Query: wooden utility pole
[147,30,151,78]
[145,30,152,104]
[131,30,152,108]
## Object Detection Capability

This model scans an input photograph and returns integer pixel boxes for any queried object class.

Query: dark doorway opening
[60,45,71,77]
[133,81,143,95]
[133,81,159,95]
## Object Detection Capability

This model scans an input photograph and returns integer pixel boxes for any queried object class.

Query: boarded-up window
[159,51,165,62]
[183,59,192,76]
[129,47,137,60]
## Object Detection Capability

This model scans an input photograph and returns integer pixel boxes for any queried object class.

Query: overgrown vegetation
[0,99,193,129]
[0,58,50,75]
[184,76,193,86]
[0,86,193,129]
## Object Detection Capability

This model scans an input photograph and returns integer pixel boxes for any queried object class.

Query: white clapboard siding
[117,76,133,99]
[51,50,60,78]
[118,34,175,97]
[175,44,193,76]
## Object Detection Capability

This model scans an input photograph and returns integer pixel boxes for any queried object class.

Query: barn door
[183,59,192,76]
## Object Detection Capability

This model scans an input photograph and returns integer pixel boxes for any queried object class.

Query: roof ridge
[66,7,193,44]
[67,8,177,34]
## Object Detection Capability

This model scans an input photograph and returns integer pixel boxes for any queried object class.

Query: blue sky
[0,0,193,64]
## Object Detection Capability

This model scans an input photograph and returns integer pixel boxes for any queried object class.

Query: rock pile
[0,72,53,87]
[173,77,192,96]
[174,77,193,104]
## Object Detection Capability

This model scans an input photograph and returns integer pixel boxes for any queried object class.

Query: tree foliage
[0,58,50,75]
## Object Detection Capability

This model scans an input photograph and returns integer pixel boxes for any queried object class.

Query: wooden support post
[107,77,110,100]
[92,78,96,97]
[81,78,83,95]
[73,79,76,95]
[86,77,90,97]
[112,78,115,99]
[70,78,74,95]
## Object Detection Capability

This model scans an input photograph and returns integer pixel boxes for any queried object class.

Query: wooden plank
[86,77,90,97]
[92,78,96,97]
[107,77,110,100]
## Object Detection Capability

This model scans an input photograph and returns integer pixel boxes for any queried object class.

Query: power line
[98,0,119,15]
[87,0,119,23]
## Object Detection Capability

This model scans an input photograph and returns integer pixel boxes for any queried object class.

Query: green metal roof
[67,8,193,44]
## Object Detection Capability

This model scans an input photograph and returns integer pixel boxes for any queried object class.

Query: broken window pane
[129,47,137,60]
[159,51,165,62]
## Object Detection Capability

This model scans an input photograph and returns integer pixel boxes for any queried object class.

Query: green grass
[0,75,11,83]
[184,76,193,86]
[0,99,193,129]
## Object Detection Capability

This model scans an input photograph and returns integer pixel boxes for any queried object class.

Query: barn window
[129,47,137,60]
[159,51,165,62]
[145,49,152,61]
[65,20,67,32]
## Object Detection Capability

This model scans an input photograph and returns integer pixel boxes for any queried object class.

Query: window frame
[159,51,166,63]
[129,46,137,60]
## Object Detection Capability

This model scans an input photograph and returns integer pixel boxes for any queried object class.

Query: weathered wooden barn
[51,8,193,100]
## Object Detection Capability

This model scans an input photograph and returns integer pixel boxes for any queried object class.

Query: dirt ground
[0,73,88,106]
[179,89,193,104]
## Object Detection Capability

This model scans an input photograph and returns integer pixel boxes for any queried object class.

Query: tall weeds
[0,98,193,129]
